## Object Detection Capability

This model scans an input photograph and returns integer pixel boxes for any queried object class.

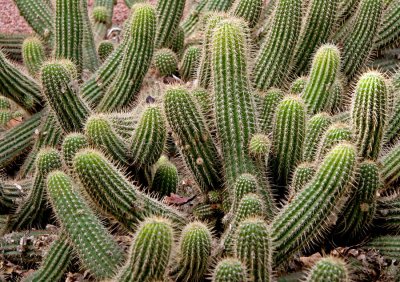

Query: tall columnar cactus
[212,258,248,282]
[305,256,349,282]
[22,37,46,77]
[80,0,100,72]
[335,160,380,239]
[230,0,263,28]
[374,0,400,49]
[290,163,316,194]
[168,26,185,55]
[301,44,341,114]
[381,141,400,186]
[114,217,173,282]
[55,0,84,75]
[375,194,400,234]
[180,45,201,81]
[41,61,91,133]
[46,171,124,279]
[272,96,306,187]
[271,143,357,265]
[172,221,212,282]
[97,40,114,62]
[260,88,284,134]
[97,4,156,112]
[290,77,308,95]
[364,235,400,260]
[130,105,167,167]
[211,19,258,189]
[303,113,332,162]
[341,0,383,79]
[291,0,339,76]
[164,86,222,191]
[316,123,353,160]
[154,48,179,77]
[151,156,178,198]
[234,217,272,282]
[73,149,186,227]
[181,0,209,35]
[384,94,400,145]
[23,234,72,282]
[0,51,43,113]
[208,0,234,11]
[351,71,387,160]
[155,0,186,48]
[253,0,301,90]
[62,133,88,169]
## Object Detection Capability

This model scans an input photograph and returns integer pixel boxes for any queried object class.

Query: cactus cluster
[0,0,400,281]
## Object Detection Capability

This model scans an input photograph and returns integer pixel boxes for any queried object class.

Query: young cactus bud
[290,163,316,194]
[230,0,263,28]
[151,156,178,198]
[271,143,357,266]
[316,123,353,160]
[272,95,306,187]
[92,6,109,24]
[97,40,114,62]
[154,48,179,76]
[46,171,124,279]
[22,37,46,77]
[305,256,349,282]
[259,88,284,134]
[164,86,222,191]
[253,0,301,90]
[41,61,91,133]
[249,134,271,159]
[62,133,89,169]
[381,141,400,186]
[172,221,212,282]
[351,71,387,160]
[301,44,341,114]
[212,258,248,282]
[303,113,332,162]
[290,77,308,95]
[234,217,273,282]
[180,45,201,81]
[115,217,173,282]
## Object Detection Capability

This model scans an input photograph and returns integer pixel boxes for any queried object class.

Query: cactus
[0,51,43,113]
[180,45,201,81]
[253,0,301,90]
[41,61,91,133]
[259,88,284,134]
[364,235,400,260]
[290,163,316,194]
[192,87,213,119]
[0,33,29,61]
[24,234,73,282]
[290,77,308,95]
[172,221,212,282]
[97,40,114,62]
[72,148,186,227]
[208,0,234,11]
[327,79,345,113]
[249,133,271,163]
[212,258,248,282]
[154,48,179,77]
[303,113,332,162]
[316,123,353,160]
[231,0,263,28]
[169,26,185,55]
[375,193,400,233]
[85,114,130,165]
[384,94,400,145]
[155,0,186,48]
[46,171,124,279]
[381,141,400,186]
[301,44,341,114]
[130,105,167,167]
[97,4,156,112]
[341,0,383,79]
[181,0,209,35]
[151,156,178,197]
[272,96,306,187]
[234,217,272,282]
[61,133,88,169]
[164,86,222,191]
[351,71,387,160]
[55,0,84,75]
[80,0,100,72]
[291,0,339,76]
[211,19,258,188]
[271,143,357,265]
[115,216,173,282]
[305,256,349,282]
[22,37,46,77]
[374,0,400,49]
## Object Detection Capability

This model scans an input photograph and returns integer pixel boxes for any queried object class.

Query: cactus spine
[271,143,357,265]
[151,156,178,197]
[351,71,387,160]
[259,88,284,134]
[22,37,46,77]
[212,258,248,282]
[115,217,173,282]
[46,171,124,279]
[305,256,349,282]
[97,4,156,112]
[180,45,201,81]
[303,113,332,162]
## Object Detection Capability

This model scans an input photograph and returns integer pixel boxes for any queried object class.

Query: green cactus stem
[271,143,357,266]
[230,0,263,28]
[384,93,400,145]
[305,256,349,282]
[0,33,29,61]
[260,88,284,134]
[212,258,248,282]
[375,193,400,234]
[364,235,400,260]
[381,141,400,186]
[181,0,209,35]
[208,0,234,11]
[81,0,100,73]
[290,77,308,95]
[290,163,316,194]
[316,123,353,160]
[374,0,400,49]
[22,37,46,78]
[151,156,178,198]
[97,40,114,62]
[61,133,89,169]
[180,46,201,81]
[303,112,332,162]
[168,26,185,55]
[46,171,124,279]
[154,48,179,77]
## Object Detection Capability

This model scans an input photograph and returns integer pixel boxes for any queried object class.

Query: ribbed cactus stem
[230,0,263,28]
[181,0,209,35]
[271,143,357,265]
[381,141,400,186]
[41,61,91,133]
[208,0,234,11]
[97,4,156,112]
[46,171,124,279]
[212,258,247,282]
[151,156,178,198]
[374,0,400,49]
[115,216,173,282]
[22,37,46,77]
[172,221,212,282]
[305,256,349,282]
[168,26,185,55]
[316,123,353,160]
[180,45,201,81]
[81,0,100,72]
[154,48,179,77]
[301,44,341,114]
[290,77,308,95]
[272,95,306,187]
[260,88,284,134]
[364,235,400,260]
[164,86,222,191]
[97,40,114,62]
[303,113,332,162]
[375,194,400,234]
[253,0,301,90]
[62,133,88,169]
[290,163,316,194]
